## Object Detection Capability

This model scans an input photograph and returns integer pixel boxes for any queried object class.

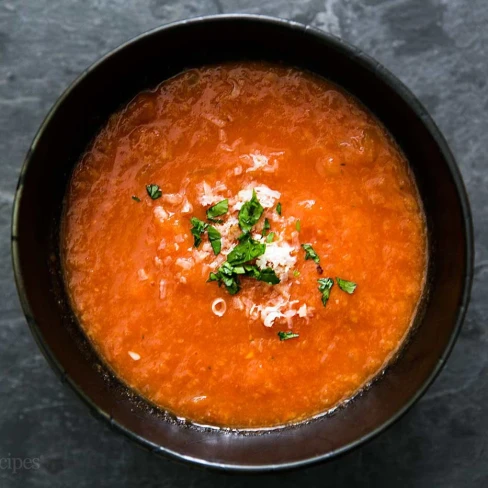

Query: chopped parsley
[296,219,301,231]
[207,199,228,222]
[262,218,271,236]
[131,195,141,202]
[227,234,266,266]
[207,190,282,295]
[318,278,334,307]
[238,189,264,232]
[301,243,320,264]
[276,202,282,216]
[336,278,357,294]
[146,184,162,200]
[208,262,240,295]
[266,232,275,243]
[278,331,299,341]
[207,225,222,255]
[293,269,301,277]
[256,267,280,285]
[190,217,208,248]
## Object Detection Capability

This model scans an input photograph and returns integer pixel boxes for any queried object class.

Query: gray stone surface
[0,0,486,486]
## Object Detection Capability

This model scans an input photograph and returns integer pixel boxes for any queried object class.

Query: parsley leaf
[336,277,357,294]
[257,267,280,285]
[278,331,299,341]
[208,262,241,295]
[262,218,271,236]
[296,219,301,231]
[146,184,162,200]
[266,232,275,243]
[132,195,141,202]
[190,217,208,248]
[293,269,300,277]
[206,199,228,221]
[227,237,266,266]
[276,202,282,216]
[207,225,222,255]
[301,243,320,264]
[238,189,264,232]
[318,278,334,307]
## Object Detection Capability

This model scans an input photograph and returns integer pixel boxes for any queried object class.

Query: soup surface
[63,63,426,428]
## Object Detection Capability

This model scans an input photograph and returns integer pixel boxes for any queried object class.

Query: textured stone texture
[0,0,486,486]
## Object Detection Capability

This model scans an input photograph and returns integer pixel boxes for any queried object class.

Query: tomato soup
[62,63,426,428]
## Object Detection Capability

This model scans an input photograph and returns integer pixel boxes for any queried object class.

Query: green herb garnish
[262,218,271,237]
[208,262,240,295]
[276,202,282,216]
[293,269,300,277]
[227,235,266,266]
[256,267,280,285]
[131,195,141,202]
[266,232,275,243]
[301,243,320,264]
[296,219,301,231]
[318,278,334,307]
[278,331,299,341]
[238,190,264,233]
[336,278,357,294]
[207,225,222,255]
[146,184,162,200]
[190,217,208,248]
[207,199,228,222]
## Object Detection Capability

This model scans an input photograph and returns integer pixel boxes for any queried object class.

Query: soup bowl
[11,14,473,471]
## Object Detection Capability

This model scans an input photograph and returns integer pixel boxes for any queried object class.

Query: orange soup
[63,63,426,428]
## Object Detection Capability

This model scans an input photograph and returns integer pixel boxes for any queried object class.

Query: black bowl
[12,14,473,471]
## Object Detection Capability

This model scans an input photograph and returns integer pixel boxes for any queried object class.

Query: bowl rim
[11,13,474,472]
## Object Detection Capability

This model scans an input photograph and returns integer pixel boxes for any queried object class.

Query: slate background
[1,0,487,486]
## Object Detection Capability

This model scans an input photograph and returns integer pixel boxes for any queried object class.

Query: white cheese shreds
[128,351,140,361]
[256,241,297,278]
[193,249,210,263]
[158,239,166,250]
[232,185,281,210]
[181,199,193,214]
[137,269,148,281]
[163,256,172,266]
[175,234,185,243]
[241,150,282,173]
[154,206,168,222]
[298,304,308,318]
[298,199,315,208]
[175,257,194,270]
[174,243,179,251]
[154,257,163,267]
[159,280,167,299]
[219,129,227,142]
[198,181,228,206]
[263,310,284,327]
[212,298,227,317]
[234,165,243,175]
[163,193,183,205]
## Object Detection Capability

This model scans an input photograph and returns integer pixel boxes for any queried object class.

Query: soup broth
[63,63,426,428]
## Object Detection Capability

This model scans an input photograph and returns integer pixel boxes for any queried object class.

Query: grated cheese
[298,199,315,208]
[175,257,194,270]
[256,241,297,279]
[137,268,148,281]
[181,199,193,214]
[159,280,167,299]
[232,185,281,210]
[154,206,168,222]
[163,193,183,205]
[128,351,140,361]
[198,181,228,206]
